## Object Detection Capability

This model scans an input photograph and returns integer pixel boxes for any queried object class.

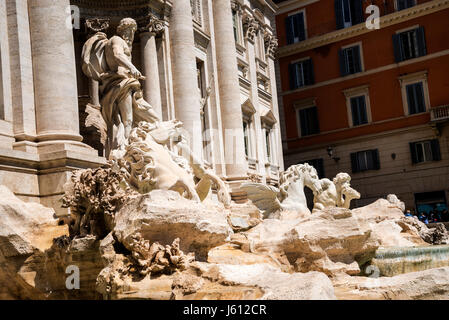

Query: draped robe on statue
[81,32,160,157]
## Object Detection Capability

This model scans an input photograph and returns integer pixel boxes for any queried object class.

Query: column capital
[138,13,165,36]
[264,32,278,59]
[242,13,260,43]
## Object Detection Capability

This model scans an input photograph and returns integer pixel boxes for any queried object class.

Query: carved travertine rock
[113,190,233,261]
[386,194,406,212]
[62,168,130,238]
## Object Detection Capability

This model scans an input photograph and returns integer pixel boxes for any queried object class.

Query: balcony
[430,105,449,122]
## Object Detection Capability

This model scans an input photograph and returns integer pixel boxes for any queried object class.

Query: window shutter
[372,149,380,170]
[303,59,314,85]
[339,49,347,76]
[335,0,344,30]
[311,107,320,134]
[308,59,315,85]
[350,152,359,173]
[353,46,362,72]
[406,84,416,114]
[350,98,359,126]
[416,26,427,57]
[353,0,364,24]
[410,142,418,164]
[415,83,425,113]
[297,12,306,41]
[285,16,294,45]
[360,96,368,124]
[288,63,297,90]
[431,139,441,161]
[392,34,403,62]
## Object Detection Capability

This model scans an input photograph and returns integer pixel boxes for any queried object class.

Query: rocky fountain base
[1,168,449,300]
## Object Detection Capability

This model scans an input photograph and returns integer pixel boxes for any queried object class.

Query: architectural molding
[277,0,449,58]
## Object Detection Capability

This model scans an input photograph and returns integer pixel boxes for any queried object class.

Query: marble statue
[241,163,323,217]
[333,173,360,209]
[82,18,160,157]
[242,163,361,217]
[81,18,231,207]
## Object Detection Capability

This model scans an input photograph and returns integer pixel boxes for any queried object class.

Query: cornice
[277,0,449,58]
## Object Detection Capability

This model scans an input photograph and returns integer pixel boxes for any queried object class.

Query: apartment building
[275,0,449,212]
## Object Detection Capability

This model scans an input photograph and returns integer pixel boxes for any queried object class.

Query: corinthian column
[28,0,82,143]
[140,15,164,119]
[169,0,202,154]
[212,0,248,178]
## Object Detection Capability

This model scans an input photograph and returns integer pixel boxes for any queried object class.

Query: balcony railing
[430,105,449,122]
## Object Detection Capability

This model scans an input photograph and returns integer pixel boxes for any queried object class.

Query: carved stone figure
[81,17,231,208]
[311,178,338,213]
[242,163,361,217]
[241,163,322,217]
[113,121,231,206]
[333,173,361,209]
[82,18,160,157]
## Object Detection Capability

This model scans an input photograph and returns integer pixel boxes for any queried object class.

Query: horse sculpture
[114,120,231,207]
[242,163,361,217]
[241,163,322,218]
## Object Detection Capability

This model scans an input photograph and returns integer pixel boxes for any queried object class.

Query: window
[285,12,305,45]
[288,59,314,90]
[410,140,441,164]
[243,120,250,157]
[335,0,364,30]
[399,71,430,116]
[343,85,371,127]
[233,10,239,43]
[300,158,325,178]
[406,82,426,115]
[393,27,426,62]
[298,106,320,137]
[242,99,256,160]
[350,95,368,126]
[339,45,362,76]
[232,8,243,45]
[351,149,380,173]
[396,0,416,11]
[265,128,272,163]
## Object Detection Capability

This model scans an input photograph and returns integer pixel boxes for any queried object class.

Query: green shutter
[431,139,441,161]
[416,26,427,57]
[350,152,359,173]
[335,0,344,29]
[410,142,418,164]
[372,149,380,170]
[392,34,403,62]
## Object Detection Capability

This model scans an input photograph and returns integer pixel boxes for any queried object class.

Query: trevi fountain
[1,14,449,301]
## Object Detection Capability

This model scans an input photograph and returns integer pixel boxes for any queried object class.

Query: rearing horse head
[130,120,183,146]
[278,163,322,202]
[299,163,322,194]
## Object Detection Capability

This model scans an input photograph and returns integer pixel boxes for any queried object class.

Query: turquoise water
[369,245,449,276]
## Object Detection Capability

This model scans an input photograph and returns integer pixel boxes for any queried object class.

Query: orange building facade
[275,0,449,212]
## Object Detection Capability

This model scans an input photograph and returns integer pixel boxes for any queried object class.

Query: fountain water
[369,245,449,276]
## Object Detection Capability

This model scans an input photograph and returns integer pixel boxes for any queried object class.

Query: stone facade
[0,0,283,213]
